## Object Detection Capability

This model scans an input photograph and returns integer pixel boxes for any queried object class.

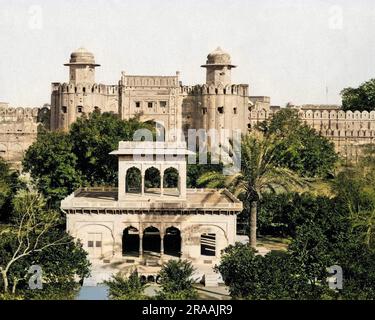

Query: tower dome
[202,47,236,68]
[64,47,100,66]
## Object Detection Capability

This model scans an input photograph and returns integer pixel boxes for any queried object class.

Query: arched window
[144,167,161,194]
[163,167,179,196]
[126,167,141,193]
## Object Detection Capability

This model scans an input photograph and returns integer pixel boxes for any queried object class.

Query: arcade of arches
[125,166,180,196]
[122,226,182,258]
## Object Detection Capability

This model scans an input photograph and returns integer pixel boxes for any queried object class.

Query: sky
[1,0,375,107]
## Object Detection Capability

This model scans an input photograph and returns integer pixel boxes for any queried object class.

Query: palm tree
[198,131,307,248]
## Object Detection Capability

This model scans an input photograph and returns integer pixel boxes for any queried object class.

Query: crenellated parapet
[52,82,119,95]
[180,84,249,96]
[0,106,40,123]
[248,108,375,159]
[0,105,50,166]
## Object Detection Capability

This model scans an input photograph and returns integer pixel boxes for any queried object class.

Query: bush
[157,260,198,300]
[104,271,147,300]
[216,243,334,300]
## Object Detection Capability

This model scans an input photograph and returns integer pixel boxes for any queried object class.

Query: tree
[216,243,332,300]
[104,271,147,300]
[23,113,152,206]
[22,131,82,207]
[156,260,198,300]
[0,158,22,222]
[341,78,375,112]
[0,189,88,295]
[198,132,306,248]
[259,108,338,178]
[69,112,153,186]
[187,153,224,188]
[333,146,375,249]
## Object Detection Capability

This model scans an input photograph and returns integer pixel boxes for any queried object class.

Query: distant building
[1,47,375,166]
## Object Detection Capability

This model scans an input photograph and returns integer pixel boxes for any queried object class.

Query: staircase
[204,273,220,287]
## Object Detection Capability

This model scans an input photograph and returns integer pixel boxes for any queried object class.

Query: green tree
[22,131,82,206]
[70,112,153,186]
[333,146,375,249]
[259,108,338,178]
[156,260,198,300]
[0,158,23,222]
[104,271,147,300]
[341,78,375,112]
[198,132,306,248]
[23,113,152,206]
[0,189,89,296]
[216,243,332,300]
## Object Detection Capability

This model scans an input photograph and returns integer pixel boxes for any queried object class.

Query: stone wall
[0,105,50,167]
[249,108,375,161]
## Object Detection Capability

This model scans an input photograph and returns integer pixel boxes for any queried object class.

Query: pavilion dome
[65,47,100,66]
[202,47,236,68]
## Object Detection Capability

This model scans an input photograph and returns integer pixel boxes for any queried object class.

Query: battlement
[298,109,375,120]
[180,84,249,96]
[52,82,119,95]
[249,109,375,121]
[122,75,179,88]
[0,106,41,121]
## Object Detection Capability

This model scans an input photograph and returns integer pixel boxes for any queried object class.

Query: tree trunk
[1,270,8,293]
[249,201,257,248]
[12,277,18,295]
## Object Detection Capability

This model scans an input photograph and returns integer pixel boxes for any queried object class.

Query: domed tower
[64,47,100,84]
[201,47,236,86]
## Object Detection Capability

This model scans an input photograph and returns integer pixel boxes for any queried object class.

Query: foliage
[187,153,223,188]
[156,260,198,300]
[0,189,90,297]
[104,271,148,300]
[23,112,151,206]
[341,78,375,112]
[216,243,333,300]
[0,158,23,222]
[258,108,338,178]
[22,131,83,206]
[70,112,153,186]
[198,132,306,247]
[258,192,340,238]
[333,145,375,249]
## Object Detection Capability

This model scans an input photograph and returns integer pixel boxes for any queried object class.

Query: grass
[256,235,291,252]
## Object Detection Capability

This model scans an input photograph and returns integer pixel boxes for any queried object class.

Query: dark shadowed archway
[143,226,161,256]
[164,227,181,257]
[122,226,140,256]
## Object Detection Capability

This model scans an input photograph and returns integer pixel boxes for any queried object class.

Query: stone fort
[1,47,374,166]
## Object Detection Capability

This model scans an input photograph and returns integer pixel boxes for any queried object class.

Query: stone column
[141,174,145,196]
[139,236,143,258]
[160,233,164,257]
[160,173,164,196]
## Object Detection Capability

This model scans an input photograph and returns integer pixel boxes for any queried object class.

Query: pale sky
[1,0,375,107]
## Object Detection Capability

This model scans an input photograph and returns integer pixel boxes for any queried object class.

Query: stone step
[204,274,220,287]
[145,259,160,267]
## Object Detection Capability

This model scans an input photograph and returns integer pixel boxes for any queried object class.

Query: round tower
[201,47,236,86]
[64,47,100,84]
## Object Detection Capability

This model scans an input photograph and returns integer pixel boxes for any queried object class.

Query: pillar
[141,174,145,196]
[139,236,143,258]
[161,173,164,196]
[160,233,164,257]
